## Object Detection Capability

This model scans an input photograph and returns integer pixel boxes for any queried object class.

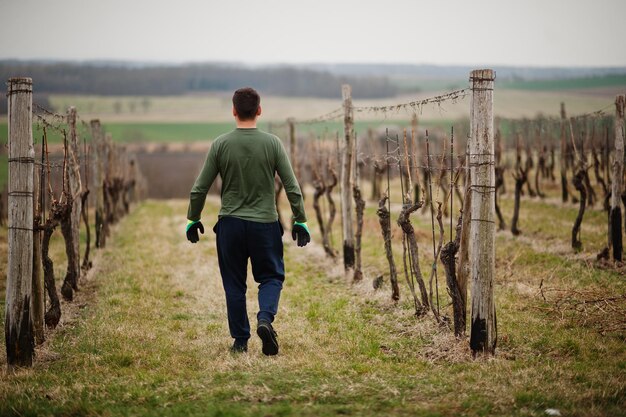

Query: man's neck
[236,119,257,129]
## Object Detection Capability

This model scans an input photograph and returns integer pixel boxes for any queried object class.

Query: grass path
[1,198,624,417]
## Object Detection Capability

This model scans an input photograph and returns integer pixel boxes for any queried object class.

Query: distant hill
[2,61,625,117]
[499,74,626,91]
[306,63,626,93]
[306,62,626,80]
[0,61,397,99]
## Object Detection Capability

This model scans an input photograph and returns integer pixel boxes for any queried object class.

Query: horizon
[2,58,626,72]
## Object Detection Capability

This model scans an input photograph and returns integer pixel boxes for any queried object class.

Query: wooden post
[609,95,625,261]
[468,69,497,355]
[104,133,113,230]
[32,162,44,345]
[341,84,355,271]
[560,102,569,203]
[456,141,471,336]
[5,77,35,367]
[411,113,421,201]
[91,120,105,248]
[60,107,82,300]
[69,107,81,270]
[288,118,297,178]
[353,131,365,282]
[103,133,112,239]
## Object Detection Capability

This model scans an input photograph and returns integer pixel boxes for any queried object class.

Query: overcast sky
[0,0,625,67]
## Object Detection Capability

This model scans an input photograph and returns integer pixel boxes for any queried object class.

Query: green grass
[0,120,462,146]
[1,182,624,416]
[501,74,626,91]
[0,121,242,144]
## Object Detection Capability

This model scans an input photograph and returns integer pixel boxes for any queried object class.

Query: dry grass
[0,180,624,416]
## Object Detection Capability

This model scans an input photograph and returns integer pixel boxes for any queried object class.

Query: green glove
[292,221,310,247]
[186,220,204,243]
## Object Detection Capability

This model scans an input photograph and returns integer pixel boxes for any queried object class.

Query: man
[186,87,310,356]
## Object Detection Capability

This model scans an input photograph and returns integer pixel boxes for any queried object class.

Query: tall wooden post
[288,118,297,178]
[103,132,114,230]
[341,84,355,271]
[353,130,365,282]
[91,120,105,248]
[456,139,471,337]
[59,108,82,301]
[69,106,81,252]
[32,162,44,345]
[468,69,497,355]
[5,77,35,367]
[560,102,569,203]
[411,113,421,201]
[609,95,625,261]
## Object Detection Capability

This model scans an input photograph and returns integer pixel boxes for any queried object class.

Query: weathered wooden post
[341,84,355,272]
[560,102,569,203]
[411,113,421,201]
[468,69,497,355]
[353,131,365,282]
[91,119,105,248]
[609,95,624,261]
[68,107,82,275]
[456,140,471,337]
[60,107,82,300]
[288,118,298,178]
[5,77,35,367]
[32,161,44,345]
[104,133,113,230]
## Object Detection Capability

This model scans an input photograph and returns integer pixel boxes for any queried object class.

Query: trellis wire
[283,87,470,131]
[34,112,67,136]
[353,88,469,116]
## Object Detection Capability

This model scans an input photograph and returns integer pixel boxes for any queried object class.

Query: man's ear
[256,106,262,117]
[232,106,238,118]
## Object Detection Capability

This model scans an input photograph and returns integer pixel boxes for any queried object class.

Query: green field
[0,119,460,146]
[0,121,239,145]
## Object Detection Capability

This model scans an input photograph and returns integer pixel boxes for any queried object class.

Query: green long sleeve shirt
[187,128,306,224]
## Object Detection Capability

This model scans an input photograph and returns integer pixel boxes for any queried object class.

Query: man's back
[187,128,306,224]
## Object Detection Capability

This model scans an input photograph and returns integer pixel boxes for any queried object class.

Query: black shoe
[256,320,279,356]
[230,341,248,353]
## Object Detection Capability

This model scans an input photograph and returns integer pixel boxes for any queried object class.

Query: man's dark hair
[232,87,260,121]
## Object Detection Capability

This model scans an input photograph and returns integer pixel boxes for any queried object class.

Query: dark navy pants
[214,216,284,343]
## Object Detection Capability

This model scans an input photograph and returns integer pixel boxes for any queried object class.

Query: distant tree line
[0,62,399,108]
